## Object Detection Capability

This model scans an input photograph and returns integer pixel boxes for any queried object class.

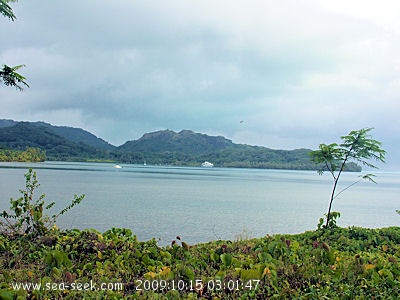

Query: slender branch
[334,178,363,199]
[326,161,336,180]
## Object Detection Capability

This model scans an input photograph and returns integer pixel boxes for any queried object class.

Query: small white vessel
[201,161,214,167]
[114,164,123,169]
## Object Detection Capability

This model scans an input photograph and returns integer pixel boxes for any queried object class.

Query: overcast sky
[1,1,399,169]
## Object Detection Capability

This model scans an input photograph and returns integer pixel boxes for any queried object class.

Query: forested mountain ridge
[0,120,361,171]
[116,129,360,170]
[0,119,18,128]
[0,119,114,150]
[0,121,111,161]
[118,129,234,154]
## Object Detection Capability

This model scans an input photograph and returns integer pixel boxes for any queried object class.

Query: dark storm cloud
[1,0,399,168]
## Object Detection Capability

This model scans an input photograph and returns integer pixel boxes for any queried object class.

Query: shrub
[0,168,84,238]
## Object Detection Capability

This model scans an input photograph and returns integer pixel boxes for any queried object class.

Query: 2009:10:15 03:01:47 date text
[134,279,261,292]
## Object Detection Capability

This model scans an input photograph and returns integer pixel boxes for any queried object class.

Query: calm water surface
[0,162,399,245]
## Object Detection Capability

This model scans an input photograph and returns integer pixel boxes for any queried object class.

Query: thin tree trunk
[326,177,339,227]
[325,146,353,228]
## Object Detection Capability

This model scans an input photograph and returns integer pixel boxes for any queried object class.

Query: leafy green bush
[0,225,399,299]
[0,169,399,299]
[318,211,341,230]
[0,168,84,238]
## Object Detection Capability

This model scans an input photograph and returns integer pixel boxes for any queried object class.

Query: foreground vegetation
[0,170,399,299]
[1,226,399,299]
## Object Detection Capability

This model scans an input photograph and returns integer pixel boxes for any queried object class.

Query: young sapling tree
[0,168,84,238]
[310,128,386,229]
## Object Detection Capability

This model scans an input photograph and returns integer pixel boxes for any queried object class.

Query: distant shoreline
[0,159,362,172]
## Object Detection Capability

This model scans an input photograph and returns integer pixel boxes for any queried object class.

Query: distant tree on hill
[0,0,29,90]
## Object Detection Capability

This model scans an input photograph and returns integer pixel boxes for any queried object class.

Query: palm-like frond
[0,0,17,21]
[0,64,29,91]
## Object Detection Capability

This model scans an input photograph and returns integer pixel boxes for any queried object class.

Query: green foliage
[318,211,341,230]
[1,1,29,91]
[310,128,386,228]
[0,64,29,91]
[0,0,17,21]
[1,225,399,299]
[0,146,46,162]
[220,253,233,268]
[44,250,71,273]
[0,168,84,238]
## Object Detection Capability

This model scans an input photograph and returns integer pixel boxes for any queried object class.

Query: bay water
[0,162,399,246]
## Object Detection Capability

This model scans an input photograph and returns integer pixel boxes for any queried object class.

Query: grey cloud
[1,0,399,169]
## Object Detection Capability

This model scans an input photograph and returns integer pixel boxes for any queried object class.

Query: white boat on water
[114,164,123,169]
[201,161,214,167]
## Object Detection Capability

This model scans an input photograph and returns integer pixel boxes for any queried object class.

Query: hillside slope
[0,122,109,160]
[117,129,318,169]
[0,119,114,150]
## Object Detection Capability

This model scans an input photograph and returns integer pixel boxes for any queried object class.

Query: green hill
[35,121,114,150]
[116,129,360,170]
[0,122,110,161]
[0,119,114,150]
[118,129,234,154]
[0,120,361,171]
